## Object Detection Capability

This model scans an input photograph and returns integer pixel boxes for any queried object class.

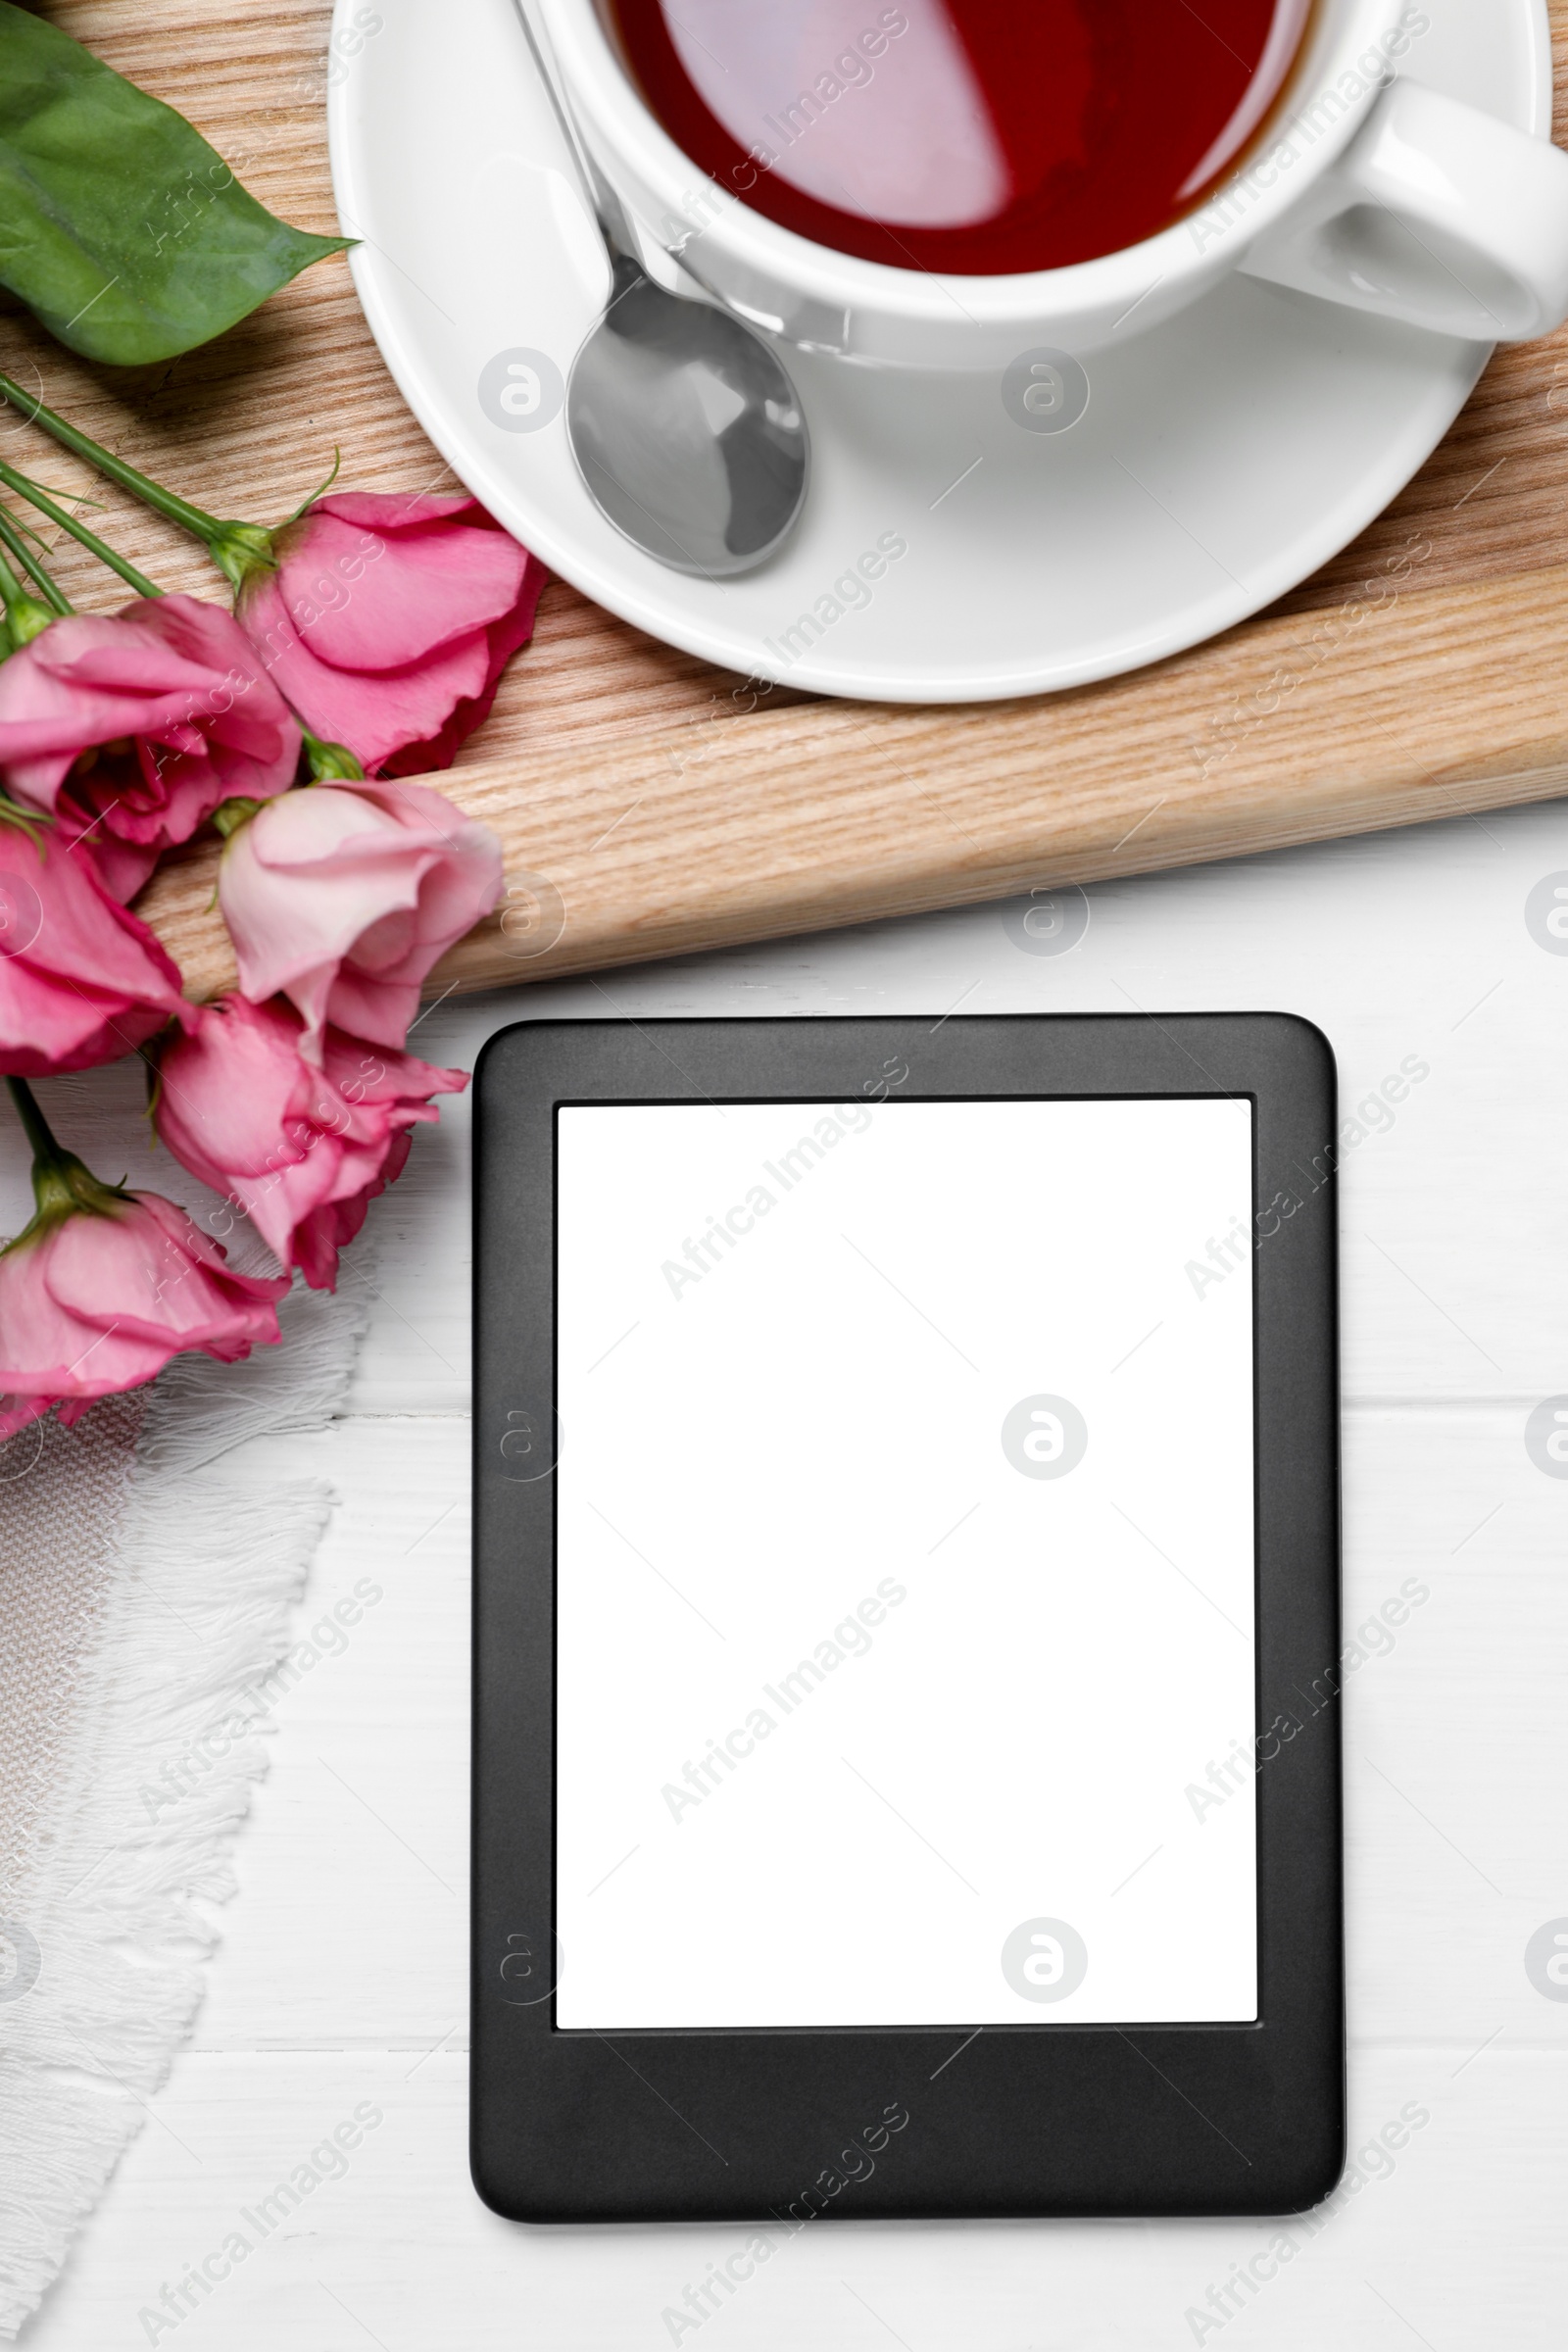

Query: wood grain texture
[7,1,1568,1000]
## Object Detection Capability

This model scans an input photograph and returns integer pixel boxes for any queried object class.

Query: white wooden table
[13,796,1568,2350]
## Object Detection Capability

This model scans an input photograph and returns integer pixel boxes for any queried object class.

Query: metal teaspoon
[512,0,810,578]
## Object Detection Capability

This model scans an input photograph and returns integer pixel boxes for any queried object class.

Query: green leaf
[0,2,352,366]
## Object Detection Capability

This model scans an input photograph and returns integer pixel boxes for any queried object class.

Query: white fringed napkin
[0,1259,373,2336]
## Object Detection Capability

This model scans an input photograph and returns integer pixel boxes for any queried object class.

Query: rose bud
[154,995,466,1291]
[218,778,502,1058]
[0,1080,287,1442]
[235,492,547,777]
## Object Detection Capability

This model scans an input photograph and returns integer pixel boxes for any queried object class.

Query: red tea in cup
[604,0,1313,273]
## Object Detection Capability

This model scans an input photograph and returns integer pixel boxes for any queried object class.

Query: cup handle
[1238,79,1568,341]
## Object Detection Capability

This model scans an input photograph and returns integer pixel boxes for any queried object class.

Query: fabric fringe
[0,1256,374,2338]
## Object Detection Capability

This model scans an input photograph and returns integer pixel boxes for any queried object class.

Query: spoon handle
[508,0,642,268]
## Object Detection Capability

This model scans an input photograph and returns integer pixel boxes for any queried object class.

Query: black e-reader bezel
[471,1014,1344,2223]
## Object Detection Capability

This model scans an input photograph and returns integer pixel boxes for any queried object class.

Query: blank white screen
[555,1096,1257,2028]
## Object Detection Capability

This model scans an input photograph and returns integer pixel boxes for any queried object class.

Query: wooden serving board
[9,1,1568,1000]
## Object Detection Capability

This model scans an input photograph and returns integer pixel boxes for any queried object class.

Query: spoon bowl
[512,0,810,579]
[568,257,809,578]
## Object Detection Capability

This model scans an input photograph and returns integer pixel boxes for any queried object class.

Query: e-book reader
[471,1015,1343,2221]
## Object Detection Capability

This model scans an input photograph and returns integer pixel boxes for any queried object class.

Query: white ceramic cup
[533,0,1568,369]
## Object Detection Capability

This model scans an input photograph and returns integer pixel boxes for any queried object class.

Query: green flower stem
[0,504,71,615]
[6,1077,59,1169]
[0,464,161,601]
[0,371,275,593]
[0,527,57,647]
[0,371,221,534]
[4,1079,122,1233]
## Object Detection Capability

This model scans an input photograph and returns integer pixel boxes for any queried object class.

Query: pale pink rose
[0,1178,287,1442]
[219,779,502,1057]
[0,821,191,1078]
[154,995,466,1291]
[0,595,301,902]
[235,492,547,777]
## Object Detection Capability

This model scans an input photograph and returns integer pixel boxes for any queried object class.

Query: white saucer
[329,0,1550,706]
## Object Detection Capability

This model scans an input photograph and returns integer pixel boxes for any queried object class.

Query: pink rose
[235,492,547,777]
[154,995,466,1291]
[0,595,302,902]
[218,779,502,1057]
[0,1178,287,1442]
[0,822,190,1077]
